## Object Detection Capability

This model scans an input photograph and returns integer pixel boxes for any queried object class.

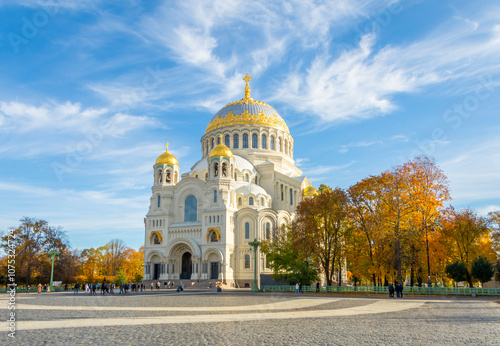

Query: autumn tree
[348,175,388,286]
[0,217,69,285]
[488,211,500,260]
[406,156,450,284]
[293,185,350,286]
[442,208,492,287]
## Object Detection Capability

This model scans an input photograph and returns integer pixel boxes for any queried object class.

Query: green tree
[471,256,495,287]
[115,270,127,285]
[445,261,467,285]
[261,228,318,285]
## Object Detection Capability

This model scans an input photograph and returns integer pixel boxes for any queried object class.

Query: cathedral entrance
[210,262,219,280]
[153,263,160,280]
[180,252,192,279]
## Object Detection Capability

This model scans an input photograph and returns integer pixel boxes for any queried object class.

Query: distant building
[143,74,318,287]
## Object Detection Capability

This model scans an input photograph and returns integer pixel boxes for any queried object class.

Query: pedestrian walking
[299,283,303,294]
[151,282,154,290]
[74,283,80,294]
[388,283,395,298]
[295,283,299,294]
[27,285,30,293]
[38,283,42,294]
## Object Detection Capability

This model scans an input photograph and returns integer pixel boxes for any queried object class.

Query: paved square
[2,290,499,344]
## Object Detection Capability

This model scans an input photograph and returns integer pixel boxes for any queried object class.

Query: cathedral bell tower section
[207,135,235,207]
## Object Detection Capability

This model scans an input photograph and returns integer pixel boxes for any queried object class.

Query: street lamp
[248,238,260,292]
[425,227,432,289]
[47,249,60,292]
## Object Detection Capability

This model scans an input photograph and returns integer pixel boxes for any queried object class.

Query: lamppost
[425,227,432,289]
[248,238,260,292]
[47,249,60,292]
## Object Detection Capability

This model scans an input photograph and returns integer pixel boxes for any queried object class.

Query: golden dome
[155,143,178,165]
[205,74,290,135]
[303,179,319,197]
[210,135,233,157]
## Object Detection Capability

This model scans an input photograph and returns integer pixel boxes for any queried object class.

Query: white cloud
[273,10,500,126]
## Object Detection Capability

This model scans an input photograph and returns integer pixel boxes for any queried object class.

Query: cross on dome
[243,73,252,99]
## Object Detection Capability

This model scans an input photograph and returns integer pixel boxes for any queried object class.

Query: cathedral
[143,74,318,287]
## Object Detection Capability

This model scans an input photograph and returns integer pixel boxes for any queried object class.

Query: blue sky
[1,0,499,250]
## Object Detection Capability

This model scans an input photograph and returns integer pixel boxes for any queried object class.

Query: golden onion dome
[205,73,290,135]
[155,143,178,165]
[302,179,319,197]
[210,135,233,157]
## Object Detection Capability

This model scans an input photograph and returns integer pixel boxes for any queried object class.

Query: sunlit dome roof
[155,143,178,165]
[210,135,233,157]
[302,179,319,197]
[205,74,289,135]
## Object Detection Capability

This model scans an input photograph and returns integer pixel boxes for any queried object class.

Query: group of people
[295,283,304,294]
[72,281,145,295]
[26,283,51,294]
[388,283,404,298]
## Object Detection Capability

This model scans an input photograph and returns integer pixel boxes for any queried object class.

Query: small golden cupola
[210,135,233,158]
[154,143,179,186]
[156,143,178,165]
[302,179,319,197]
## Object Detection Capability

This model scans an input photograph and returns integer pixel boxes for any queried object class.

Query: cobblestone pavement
[1,290,499,345]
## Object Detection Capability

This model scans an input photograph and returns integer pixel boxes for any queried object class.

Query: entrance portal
[153,263,160,280]
[210,262,219,280]
[180,252,192,279]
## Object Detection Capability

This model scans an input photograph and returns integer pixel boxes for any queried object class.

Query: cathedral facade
[143,74,318,287]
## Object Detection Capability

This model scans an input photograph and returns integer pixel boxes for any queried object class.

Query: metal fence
[261,285,500,296]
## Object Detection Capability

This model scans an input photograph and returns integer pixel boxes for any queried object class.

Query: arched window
[209,216,212,223]
[281,184,284,201]
[243,133,248,148]
[238,197,243,206]
[166,170,171,183]
[233,134,239,149]
[245,174,249,182]
[214,162,219,177]
[290,188,293,205]
[245,222,250,239]
[217,136,221,145]
[184,195,197,222]
[249,197,254,206]
[262,134,267,149]
[252,133,258,148]
[270,136,275,150]
[285,139,288,154]
[158,169,162,183]
[266,222,271,240]
[234,173,237,181]
[157,195,161,208]
[221,162,227,177]
[211,138,214,149]
[244,254,250,268]
[261,198,264,207]
[214,190,217,203]
[279,138,282,152]
[225,134,230,147]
